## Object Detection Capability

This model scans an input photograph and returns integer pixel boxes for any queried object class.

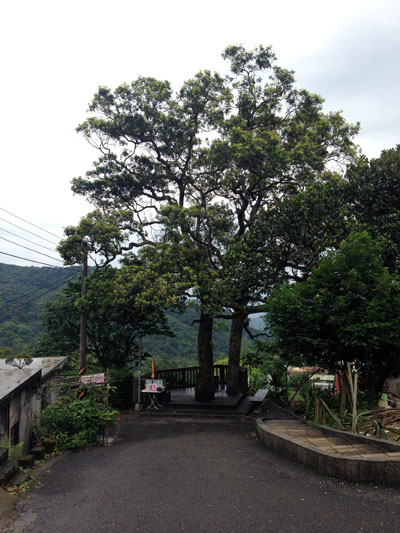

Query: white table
[141,389,165,410]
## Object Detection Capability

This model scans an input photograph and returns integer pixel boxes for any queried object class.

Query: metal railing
[143,364,248,392]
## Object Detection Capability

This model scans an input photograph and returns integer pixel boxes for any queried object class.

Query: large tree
[266,232,400,390]
[205,46,358,393]
[221,175,351,392]
[70,45,358,399]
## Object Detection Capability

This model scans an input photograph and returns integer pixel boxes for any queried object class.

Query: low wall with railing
[133,364,248,404]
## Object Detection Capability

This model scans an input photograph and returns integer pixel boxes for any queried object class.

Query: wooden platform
[170,388,243,407]
[143,387,253,416]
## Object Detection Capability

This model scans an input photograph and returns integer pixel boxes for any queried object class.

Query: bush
[39,386,118,451]
[109,368,134,409]
[266,232,400,389]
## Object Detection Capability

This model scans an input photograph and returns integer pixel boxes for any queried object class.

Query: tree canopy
[346,145,400,272]
[266,232,400,388]
[66,44,358,399]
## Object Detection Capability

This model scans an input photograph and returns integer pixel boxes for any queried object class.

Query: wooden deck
[148,387,254,416]
[170,387,244,407]
[139,364,252,415]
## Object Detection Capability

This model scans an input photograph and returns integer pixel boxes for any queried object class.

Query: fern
[0,435,24,460]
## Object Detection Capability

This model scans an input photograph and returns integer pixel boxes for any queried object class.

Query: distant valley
[0,263,262,364]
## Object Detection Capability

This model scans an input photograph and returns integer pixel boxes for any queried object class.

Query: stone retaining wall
[257,418,400,486]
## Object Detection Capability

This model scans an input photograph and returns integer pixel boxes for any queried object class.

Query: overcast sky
[1,0,399,267]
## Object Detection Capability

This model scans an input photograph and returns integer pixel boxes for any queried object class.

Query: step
[18,455,34,469]
[0,461,18,486]
[249,389,268,402]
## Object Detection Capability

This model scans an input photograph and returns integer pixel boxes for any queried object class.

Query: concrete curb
[257,418,400,486]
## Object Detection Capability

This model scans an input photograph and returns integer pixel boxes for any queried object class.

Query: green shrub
[38,387,118,451]
[109,368,134,409]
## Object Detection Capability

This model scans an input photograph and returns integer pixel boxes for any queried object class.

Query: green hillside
[0,263,235,363]
[0,263,78,351]
[142,307,232,367]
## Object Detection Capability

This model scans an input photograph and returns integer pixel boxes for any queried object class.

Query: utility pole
[135,339,142,411]
[78,239,88,395]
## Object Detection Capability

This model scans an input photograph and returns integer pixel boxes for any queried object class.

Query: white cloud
[0,0,399,265]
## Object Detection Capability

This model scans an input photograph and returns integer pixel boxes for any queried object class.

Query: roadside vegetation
[37,385,118,451]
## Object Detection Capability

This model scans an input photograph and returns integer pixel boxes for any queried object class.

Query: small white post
[135,340,142,411]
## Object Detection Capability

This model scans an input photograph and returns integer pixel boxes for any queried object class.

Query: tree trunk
[227,314,247,395]
[195,313,215,401]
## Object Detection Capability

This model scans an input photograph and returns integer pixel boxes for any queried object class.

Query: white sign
[80,373,105,385]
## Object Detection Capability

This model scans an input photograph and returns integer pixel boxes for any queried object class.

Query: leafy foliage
[70,44,358,397]
[38,386,118,451]
[266,232,400,384]
[58,209,139,267]
[347,145,400,272]
[35,266,172,368]
[0,434,24,460]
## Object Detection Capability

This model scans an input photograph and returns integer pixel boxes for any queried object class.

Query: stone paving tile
[359,453,387,459]
[307,437,340,444]
[302,439,320,447]
[333,448,363,456]
[267,420,298,426]
[335,444,361,452]
[315,446,337,453]
[285,428,310,432]
[330,447,356,453]
[340,452,362,457]
[328,446,365,456]
[281,429,386,459]
[356,446,382,454]
[324,437,350,445]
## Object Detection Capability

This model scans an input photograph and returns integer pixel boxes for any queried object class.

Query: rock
[0,461,18,485]
[9,471,30,487]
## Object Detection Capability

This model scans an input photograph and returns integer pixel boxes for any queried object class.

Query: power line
[0,226,58,253]
[0,207,62,240]
[0,235,63,263]
[0,250,65,268]
[5,273,80,307]
[0,270,80,307]
[19,273,81,306]
[0,216,58,246]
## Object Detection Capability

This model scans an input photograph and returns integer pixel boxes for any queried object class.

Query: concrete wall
[257,419,400,486]
[8,387,42,455]
[0,357,67,454]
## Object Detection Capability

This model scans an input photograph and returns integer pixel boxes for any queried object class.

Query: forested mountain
[0,263,253,363]
[142,307,236,367]
[0,263,78,351]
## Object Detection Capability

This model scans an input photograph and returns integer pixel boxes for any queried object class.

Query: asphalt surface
[8,415,400,532]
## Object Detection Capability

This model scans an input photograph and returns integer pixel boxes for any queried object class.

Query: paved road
[8,415,400,532]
